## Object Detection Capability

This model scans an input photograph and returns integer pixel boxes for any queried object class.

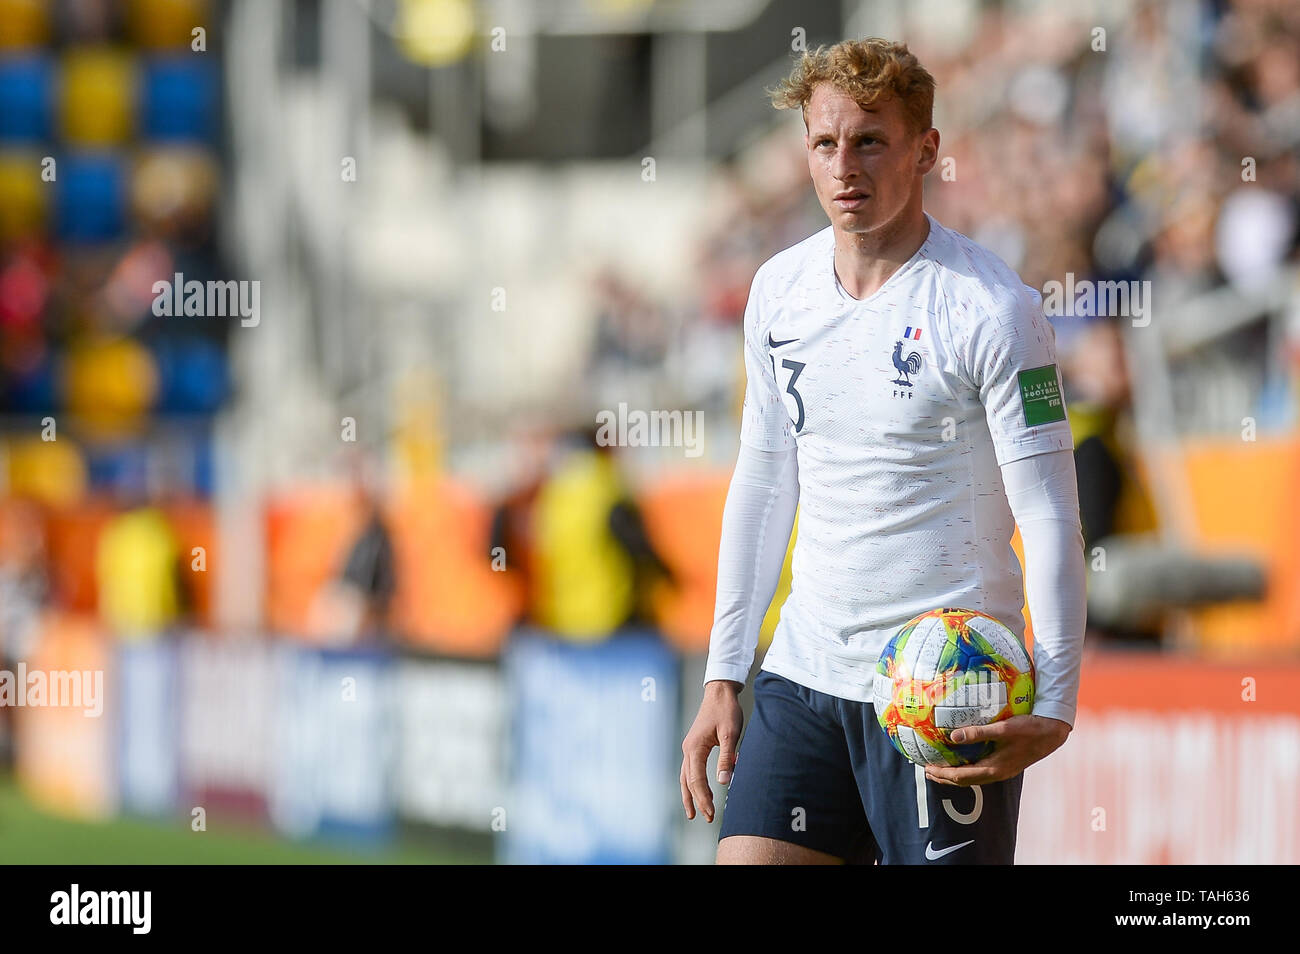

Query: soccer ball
[872,607,1035,766]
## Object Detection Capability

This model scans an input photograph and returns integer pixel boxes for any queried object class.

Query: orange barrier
[1175,437,1300,654]
[1017,651,1300,863]
[638,472,730,651]
[264,484,363,636]
[387,478,519,657]
[44,497,117,614]
[264,480,519,654]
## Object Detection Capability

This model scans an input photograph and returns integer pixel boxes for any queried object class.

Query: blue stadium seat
[151,336,229,413]
[140,57,218,142]
[56,152,128,242]
[0,55,54,142]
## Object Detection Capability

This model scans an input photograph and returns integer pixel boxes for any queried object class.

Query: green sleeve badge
[1017,365,1066,426]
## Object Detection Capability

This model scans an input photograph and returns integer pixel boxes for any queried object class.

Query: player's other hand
[924,714,1070,787]
[680,679,744,823]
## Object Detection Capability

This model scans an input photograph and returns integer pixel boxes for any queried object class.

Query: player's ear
[917,127,940,175]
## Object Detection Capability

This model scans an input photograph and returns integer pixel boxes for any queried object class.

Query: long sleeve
[999,447,1087,727]
[701,441,800,688]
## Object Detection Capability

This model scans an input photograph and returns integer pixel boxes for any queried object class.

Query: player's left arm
[927,285,1087,787]
[927,449,1086,785]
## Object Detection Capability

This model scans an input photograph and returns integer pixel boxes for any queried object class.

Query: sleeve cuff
[1030,699,1076,728]
[702,662,751,689]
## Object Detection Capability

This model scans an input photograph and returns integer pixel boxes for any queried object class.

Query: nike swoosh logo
[925,839,975,860]
[767,333,798,348]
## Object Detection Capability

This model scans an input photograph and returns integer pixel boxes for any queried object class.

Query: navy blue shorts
[719,670,1024,864]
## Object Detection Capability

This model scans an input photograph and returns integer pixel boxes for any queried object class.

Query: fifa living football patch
[1017,365,1066,426]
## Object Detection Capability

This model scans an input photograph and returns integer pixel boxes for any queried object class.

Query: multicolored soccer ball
[872,608,1035,766]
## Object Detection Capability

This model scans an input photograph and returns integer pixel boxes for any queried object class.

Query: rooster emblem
[891,340,922,386]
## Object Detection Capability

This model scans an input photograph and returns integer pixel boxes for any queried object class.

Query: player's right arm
[681,267,799,823]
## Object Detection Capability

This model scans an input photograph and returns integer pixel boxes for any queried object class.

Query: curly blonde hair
[768,38,935,136]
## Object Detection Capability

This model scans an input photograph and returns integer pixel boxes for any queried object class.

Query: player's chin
[831,208,876,229]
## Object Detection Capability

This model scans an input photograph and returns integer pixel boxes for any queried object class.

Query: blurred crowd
[584,0,1300,644]
[0,1,226,763]
[0,0,227,510]
[4,0,1299,684]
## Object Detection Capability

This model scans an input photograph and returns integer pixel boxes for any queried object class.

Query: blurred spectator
[307,453,396,646]
[1058,316,1152,551]
[0,500,50,767]
[94,502,183,639]
[0,498,49,643]
[528,427,672,641]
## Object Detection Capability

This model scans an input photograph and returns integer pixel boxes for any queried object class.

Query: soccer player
[679,38,1087,865]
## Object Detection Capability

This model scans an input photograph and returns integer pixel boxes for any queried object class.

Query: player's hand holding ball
[926,713,1070,787]
[872,607,1070,787]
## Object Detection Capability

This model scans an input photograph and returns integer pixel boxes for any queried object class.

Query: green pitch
[0,775,491,864]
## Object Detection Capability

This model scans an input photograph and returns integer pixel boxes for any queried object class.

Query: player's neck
[832,206,931,302]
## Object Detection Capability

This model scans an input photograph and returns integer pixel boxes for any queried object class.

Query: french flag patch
[903,326,922,340]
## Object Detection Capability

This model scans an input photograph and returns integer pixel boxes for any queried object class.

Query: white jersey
[740,213,1074,702]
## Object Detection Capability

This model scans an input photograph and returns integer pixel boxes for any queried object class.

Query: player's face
[804,84,938,236]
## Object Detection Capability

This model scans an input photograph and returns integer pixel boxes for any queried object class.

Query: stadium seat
[139,56,218,142]
[82,440,152,497]
[3,433,88,507]
[0,55,53,141]
[62,335,159,434]
[0,340,58,412]
[55,152,129,242]
[0,150,47,238]
[60,47,136,146]
[150,336,228,413]
[0,0,51,49]
[126,0,209,50]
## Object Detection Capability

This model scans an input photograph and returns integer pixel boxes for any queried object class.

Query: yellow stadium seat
[126,0,209,50]
[60,48,136,146]
[62,335,158,434]
[4,434,87,508]
[0,0,50,49]
[0,151,46,240]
